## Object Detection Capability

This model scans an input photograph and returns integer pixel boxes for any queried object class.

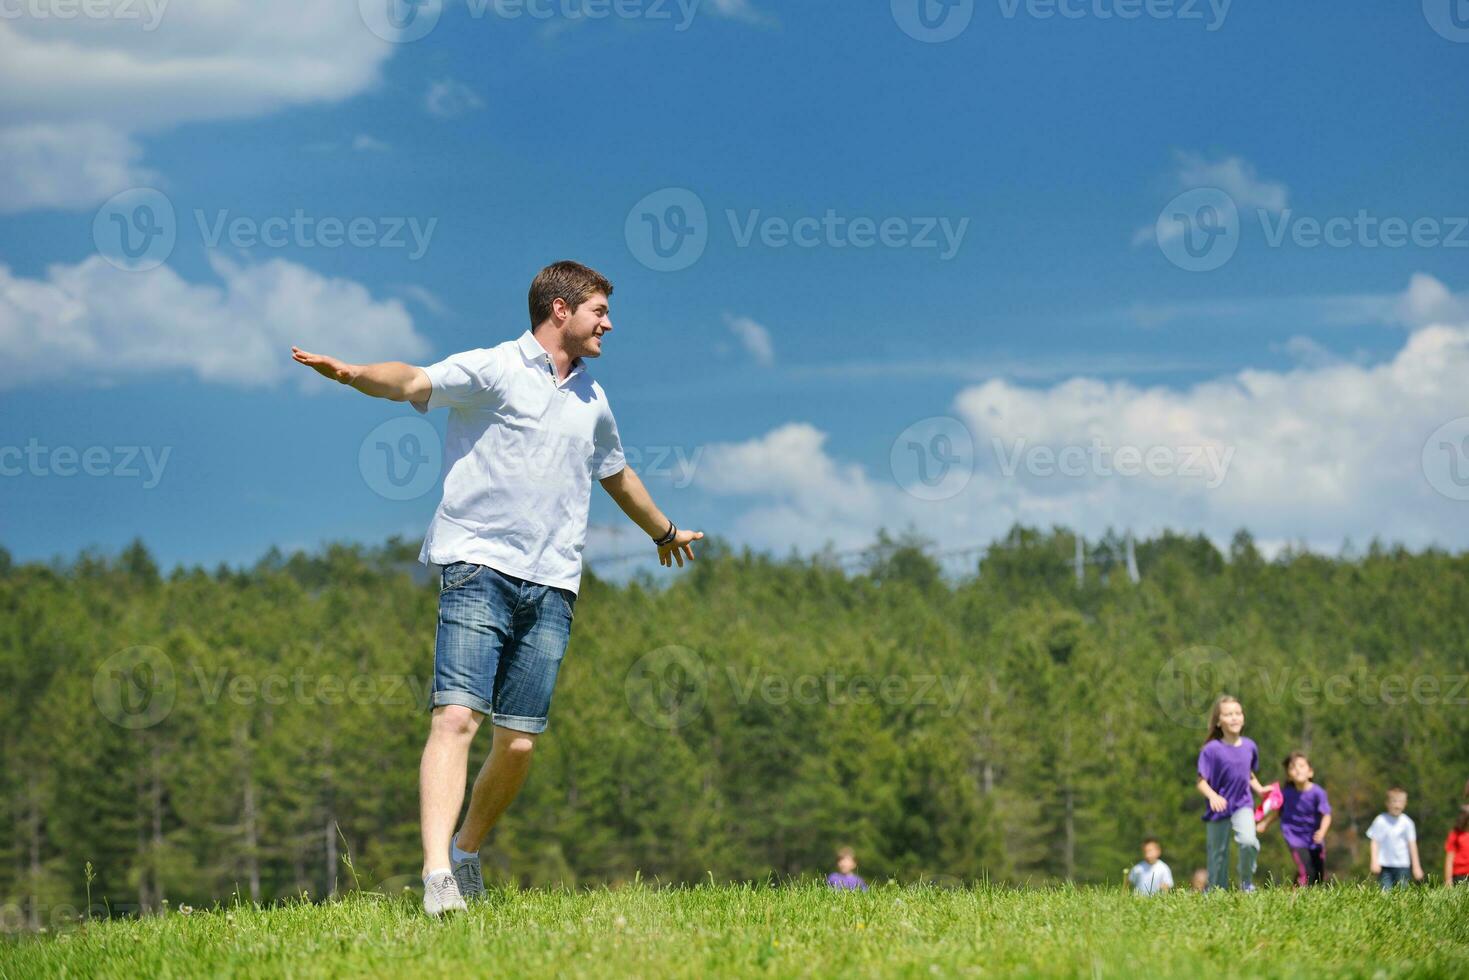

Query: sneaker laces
[455,857,483,894]
[427,873,461,906]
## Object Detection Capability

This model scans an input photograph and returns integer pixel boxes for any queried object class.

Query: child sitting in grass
[826,847,868,891]
[1127,838,1174,896]
[1256,752,1331,886]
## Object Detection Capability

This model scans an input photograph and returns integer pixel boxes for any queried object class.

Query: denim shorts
[429,561,575,733]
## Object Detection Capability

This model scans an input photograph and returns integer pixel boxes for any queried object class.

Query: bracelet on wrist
[654,521,677,547]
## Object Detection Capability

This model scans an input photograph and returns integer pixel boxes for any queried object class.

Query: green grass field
[4,882,1467,979]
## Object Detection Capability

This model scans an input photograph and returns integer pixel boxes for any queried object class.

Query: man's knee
[430,704,483,740]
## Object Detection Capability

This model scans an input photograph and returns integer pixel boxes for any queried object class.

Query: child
[1127,838,1174,895]
[826,847,868,891]
[1190,868,1209,892]
[1256,752,1332,886]
[1367,787,1423,889]
[1195,694,1266,891]
[1444,804,1469,887]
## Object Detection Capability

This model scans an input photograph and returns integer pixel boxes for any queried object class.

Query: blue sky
[2,0,1467,572]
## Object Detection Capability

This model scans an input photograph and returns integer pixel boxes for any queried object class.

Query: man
[292,260,702,915]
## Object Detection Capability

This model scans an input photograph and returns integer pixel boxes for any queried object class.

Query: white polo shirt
[412,330,626,594]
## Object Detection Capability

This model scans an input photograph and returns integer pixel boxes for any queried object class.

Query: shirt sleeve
[1249,740,1259,773]
[591,399,626,480]
[412,348,506,414]
[1159,864,1174,888]
[1405,817,1417,842]
[1447,833,1459,854]
[1196,744,1211,781]
[1367,815,1384,840]
[1317,789,1331,815]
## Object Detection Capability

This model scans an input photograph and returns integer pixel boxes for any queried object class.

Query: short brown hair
[1282,752,1310,772]
[528,260,612,327]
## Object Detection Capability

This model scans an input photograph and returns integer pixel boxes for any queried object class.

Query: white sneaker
[423,871,466,917]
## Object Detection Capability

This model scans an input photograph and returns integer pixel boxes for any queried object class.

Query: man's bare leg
[454,726,539,852]
[420,705,483,877]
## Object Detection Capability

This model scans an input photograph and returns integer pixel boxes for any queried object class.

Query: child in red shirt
[1446,805,1469,887]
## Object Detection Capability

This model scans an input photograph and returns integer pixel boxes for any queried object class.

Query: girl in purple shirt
[1256,752,1332,886]
[1196,695,1267,891]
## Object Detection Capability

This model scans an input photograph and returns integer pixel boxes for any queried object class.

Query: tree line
[2,528,1466,928]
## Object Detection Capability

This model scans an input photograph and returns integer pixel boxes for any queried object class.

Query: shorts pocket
[440,561,485,594]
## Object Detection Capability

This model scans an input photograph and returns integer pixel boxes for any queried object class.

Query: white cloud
[1134,151,1288,247]
[0,122,153,213]
[0,6,394,211]
[425,79,484,119]
[1172,152,1288,212]
[352,133,391,153]
[695,277,1469,557]
[723,313,774,366]
[706,0,776,25]
[0,254,431,390]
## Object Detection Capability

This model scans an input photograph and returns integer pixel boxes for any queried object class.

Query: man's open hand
[658,528,704,568]
[292,347,358,386]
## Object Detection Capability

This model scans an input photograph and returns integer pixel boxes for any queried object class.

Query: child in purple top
[826,847,868,891]
[1257,752,1332,885]
[1195,695,1266,892]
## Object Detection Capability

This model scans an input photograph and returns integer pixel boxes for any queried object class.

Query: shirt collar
[517,330,585,381]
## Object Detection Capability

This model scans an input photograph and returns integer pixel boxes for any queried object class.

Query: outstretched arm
[291,347,432,404]
[599,466,704,568]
